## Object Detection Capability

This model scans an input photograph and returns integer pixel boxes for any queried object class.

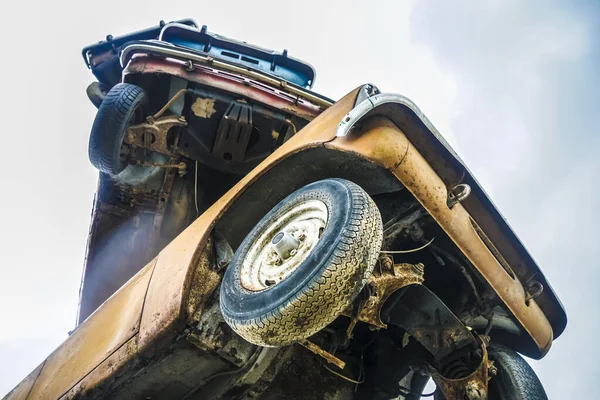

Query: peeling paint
[191,97,217,118]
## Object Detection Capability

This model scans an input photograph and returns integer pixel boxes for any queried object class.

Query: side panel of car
[18,261,155,399]
[327,118,554,357]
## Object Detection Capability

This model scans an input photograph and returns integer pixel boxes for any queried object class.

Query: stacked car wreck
[5,19,566,400]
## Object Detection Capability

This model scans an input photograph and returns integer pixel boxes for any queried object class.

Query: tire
[433,344,547,399]
[487,344,547,400]
[220,179,383,347]
[88,83,147,175]
[86,81,110,109]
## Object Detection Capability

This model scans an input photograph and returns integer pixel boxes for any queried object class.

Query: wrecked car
[5,19,566,400]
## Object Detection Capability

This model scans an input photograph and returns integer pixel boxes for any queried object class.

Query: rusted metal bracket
[427,337,496,400]
[125,115,187,156]
[298,340,346,370]
[139,160,188,177]
[343,256,425,329]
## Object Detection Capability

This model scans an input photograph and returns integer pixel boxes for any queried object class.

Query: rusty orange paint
[60,337,139,399]
[137,87,361,351]
[25,260,155,399]
[7,86,556,397]
[326,117,553,354]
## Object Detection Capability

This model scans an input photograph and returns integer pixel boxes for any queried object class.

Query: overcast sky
[0,1,597,397]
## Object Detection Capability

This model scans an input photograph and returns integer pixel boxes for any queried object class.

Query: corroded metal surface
[187,300,256,367]
[136,88,360,352]
[26,261,156,399]
[186,237,222,323]
[125,57,323,121]
[428,340,493,400]
[125,115,187,156]
[327,118,554,357]
[60,337,139,399]
[349,257,425,329]
[333,89,566,339]
[298,340,346,370]
[7,84,558,397]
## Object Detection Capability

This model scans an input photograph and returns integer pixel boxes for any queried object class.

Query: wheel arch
[214,146,402,250]
[213,144,537,355]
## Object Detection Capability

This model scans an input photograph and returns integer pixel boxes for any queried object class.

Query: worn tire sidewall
[221,179,361,321]
[488,344,548,400]
[89,83,146,175]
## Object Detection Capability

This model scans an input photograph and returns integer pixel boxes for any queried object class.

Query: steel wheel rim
[240,199,328,291]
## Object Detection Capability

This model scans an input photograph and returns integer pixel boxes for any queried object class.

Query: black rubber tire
[88,83,147,175]
[433,344,548,399]
[487,344,548,400]
[86,81,110,109]
[220,179,383,347]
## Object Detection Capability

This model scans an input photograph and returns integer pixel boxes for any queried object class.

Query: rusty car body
[5,20,566,400]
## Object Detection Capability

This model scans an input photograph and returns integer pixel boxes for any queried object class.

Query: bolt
[298,233,306,241]
[290,249,297,256]
[412,263,425,274]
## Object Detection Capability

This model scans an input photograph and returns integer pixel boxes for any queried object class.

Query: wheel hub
[240,199,328,291]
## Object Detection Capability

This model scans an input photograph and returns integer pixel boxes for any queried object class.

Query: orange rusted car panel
[5,86,564,398]
[7,261,155,399]
[328,118,553,353]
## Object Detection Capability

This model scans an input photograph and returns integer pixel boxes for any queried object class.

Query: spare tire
[220,178,383,347]
[88,83,147,175]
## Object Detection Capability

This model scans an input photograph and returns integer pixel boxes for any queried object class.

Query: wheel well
[214,146,402,249]
[214,145,537,356]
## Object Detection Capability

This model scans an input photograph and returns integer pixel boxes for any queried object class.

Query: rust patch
[344,257,425,329]
[61,337,139,399]
[186,236,222,323]
[191,97,217,118]
[428,337,493,400]
[298,340,346,370]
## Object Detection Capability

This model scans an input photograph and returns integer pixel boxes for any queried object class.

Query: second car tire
[88,83,147,175]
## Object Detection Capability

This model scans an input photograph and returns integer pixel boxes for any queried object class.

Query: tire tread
[222,179,383,346]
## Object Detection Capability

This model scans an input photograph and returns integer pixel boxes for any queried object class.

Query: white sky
[0,0,597,397]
